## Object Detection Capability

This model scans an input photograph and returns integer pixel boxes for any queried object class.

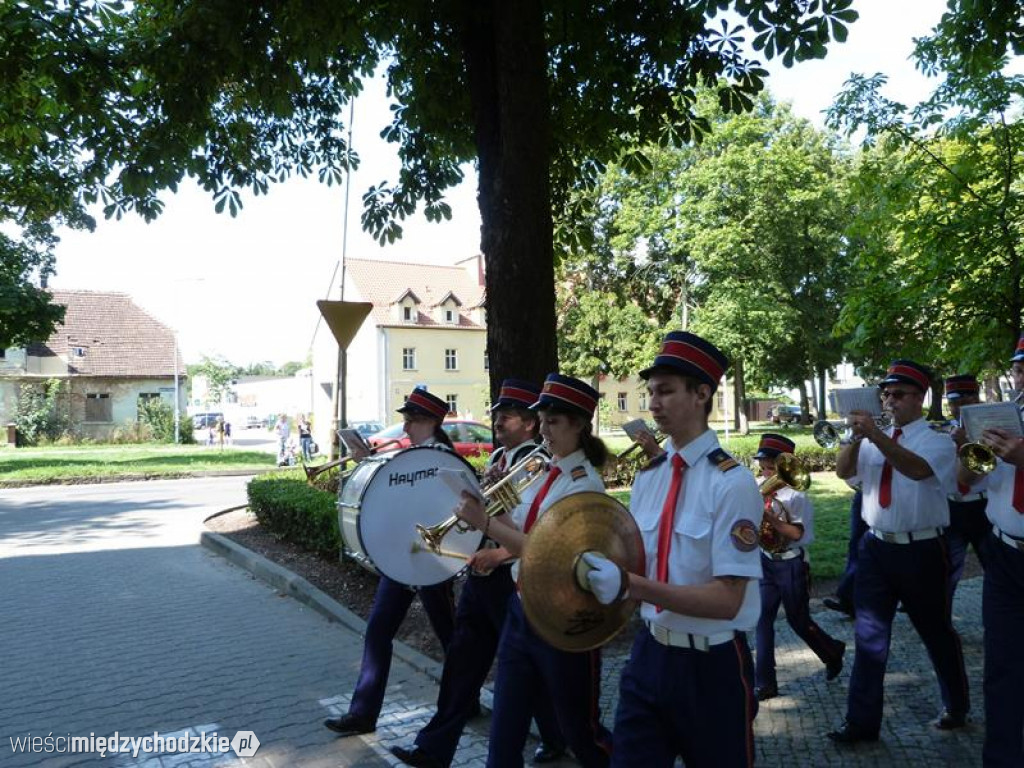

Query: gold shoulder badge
[571,465,588,481]
[708,448,739,472]
[731,520,758,552]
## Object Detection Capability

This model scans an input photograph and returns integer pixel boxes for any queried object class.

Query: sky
[48,0,959,367]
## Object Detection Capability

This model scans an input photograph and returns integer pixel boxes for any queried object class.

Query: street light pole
[173,335,180,444]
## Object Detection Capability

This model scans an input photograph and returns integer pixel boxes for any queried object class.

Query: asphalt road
[0,477,387,767]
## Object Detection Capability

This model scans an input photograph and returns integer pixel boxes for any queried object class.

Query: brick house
[0,290,186,440]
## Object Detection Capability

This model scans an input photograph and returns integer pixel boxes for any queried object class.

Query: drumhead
[356,445,485,586]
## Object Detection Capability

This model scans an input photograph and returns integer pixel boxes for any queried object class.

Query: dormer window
[72,347,86,357]
[445,308,455,324]
[404,306,413,322]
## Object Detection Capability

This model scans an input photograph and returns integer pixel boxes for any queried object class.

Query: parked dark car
[368,419,493,457]
[350,421,384,438]
[192,412,224,430]
[770,404,803,425]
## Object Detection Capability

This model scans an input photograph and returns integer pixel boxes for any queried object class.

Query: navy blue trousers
[846,533,969,733]
[755,554,845,689]
[414,565,561,766]
[611,629,756,768]
[349,575,455,724]
[946,497,991,593]
[487,597,611,768]
[835,490,867,607]
[982,531,1024,767]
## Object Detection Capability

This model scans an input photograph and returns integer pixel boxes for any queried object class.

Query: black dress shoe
[532,742,567,764]
[827,720,879,744]
[934,710,968,730]
[323,713,374,737]
[826,642,847,681]
[755,685,778,701]
[390,745,444,768]
[823,597,855,618]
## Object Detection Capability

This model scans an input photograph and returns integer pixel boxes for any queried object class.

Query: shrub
[15,379,72,445]
[137,397,197,443]
[247,471,340,556]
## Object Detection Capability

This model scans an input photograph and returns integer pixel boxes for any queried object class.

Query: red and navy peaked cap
[1012,336,1024,363]
[879,359,930,393]
[944,374,979,400]
[531,373,599,419]
[639,330,729,392]
[397,387,449,421]
[754,433,797,460]
[490,378,542,412]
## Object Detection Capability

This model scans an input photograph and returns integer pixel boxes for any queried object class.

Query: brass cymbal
[519,491,644,652]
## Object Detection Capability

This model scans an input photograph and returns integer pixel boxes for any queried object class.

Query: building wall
[382,326,488,420]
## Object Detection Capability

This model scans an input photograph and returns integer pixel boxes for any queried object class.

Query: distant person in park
[298,415,313,462]
[224,421,232,445]
[752,433,845,702]
[828,360,969,745]
[215,417,225,448]
[943,374,990,595]
[275,414,290,465]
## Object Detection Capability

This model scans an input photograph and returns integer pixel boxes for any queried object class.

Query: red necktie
[656,454,686,612]
[522,466,562,533]
[878,428,903,508]
[1013,467,1024,514]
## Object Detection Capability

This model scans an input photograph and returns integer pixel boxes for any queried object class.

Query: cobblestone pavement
[1,478,986,766]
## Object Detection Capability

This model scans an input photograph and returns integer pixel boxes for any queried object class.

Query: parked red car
[367,419,493,457]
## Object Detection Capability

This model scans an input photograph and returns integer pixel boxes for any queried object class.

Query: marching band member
[454,373,613,768]
[828,360,969,744]
[584,331,763,768]
[391,379,563,768]
[943,374,991,594]
[324,388,457,738]
[823,488,863,618]
[957,337,1024,767]
[752,433,845,701]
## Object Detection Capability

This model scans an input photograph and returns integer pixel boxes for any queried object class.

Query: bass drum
[338,445,484,586]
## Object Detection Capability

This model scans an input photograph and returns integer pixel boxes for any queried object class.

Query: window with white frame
[85,393,112,422]
[638,391,648,411]
[446,394,458,414]
[445,308,456,324]
[402,347,416,370]
[403,305,413,322]
[445,348,458,370]
[617,392,628,412]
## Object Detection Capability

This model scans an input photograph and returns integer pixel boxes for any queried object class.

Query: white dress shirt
[850,417,955,531]
[631,429,763,634]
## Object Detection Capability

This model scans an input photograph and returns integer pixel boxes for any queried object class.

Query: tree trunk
[817,368,827,421]
[733,357,749,435]
[984,374,1003,402]
[927,377,944,421]
[461,1,558,401]
[797,380,811,425]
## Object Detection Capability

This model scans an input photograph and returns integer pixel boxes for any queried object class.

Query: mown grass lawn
[608,470,853,581]
[0,444,276,483]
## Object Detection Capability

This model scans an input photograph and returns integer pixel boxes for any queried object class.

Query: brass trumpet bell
[417,444,549,553]
[519,492,644,652]
[959,442,997,475]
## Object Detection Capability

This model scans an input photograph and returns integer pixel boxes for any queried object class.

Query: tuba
[758,453,810,554]
[416,443,550,553]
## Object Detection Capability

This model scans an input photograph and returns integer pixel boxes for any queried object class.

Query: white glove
[582,551,628,604]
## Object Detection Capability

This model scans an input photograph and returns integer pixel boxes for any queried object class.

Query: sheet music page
[338,429,371,455]
[621,418,654,441]
[438,468,485,502]
[834,387,882,418]
[959,403,1024,442]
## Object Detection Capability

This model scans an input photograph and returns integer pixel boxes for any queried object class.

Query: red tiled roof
[345,258,486,328]
[31,290,181,377]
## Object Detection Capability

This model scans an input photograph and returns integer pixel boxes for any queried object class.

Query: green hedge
[247,470,340,556]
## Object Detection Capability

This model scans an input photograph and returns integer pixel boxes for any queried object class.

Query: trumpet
[302,438,403,483]
[812,414,893,449]
[959,441,997,475]
[758,453,811,554]
[416,443,550,553]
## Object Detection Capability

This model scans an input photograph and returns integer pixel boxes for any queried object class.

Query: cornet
[416,443,550,553]
[812,414,892,449]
